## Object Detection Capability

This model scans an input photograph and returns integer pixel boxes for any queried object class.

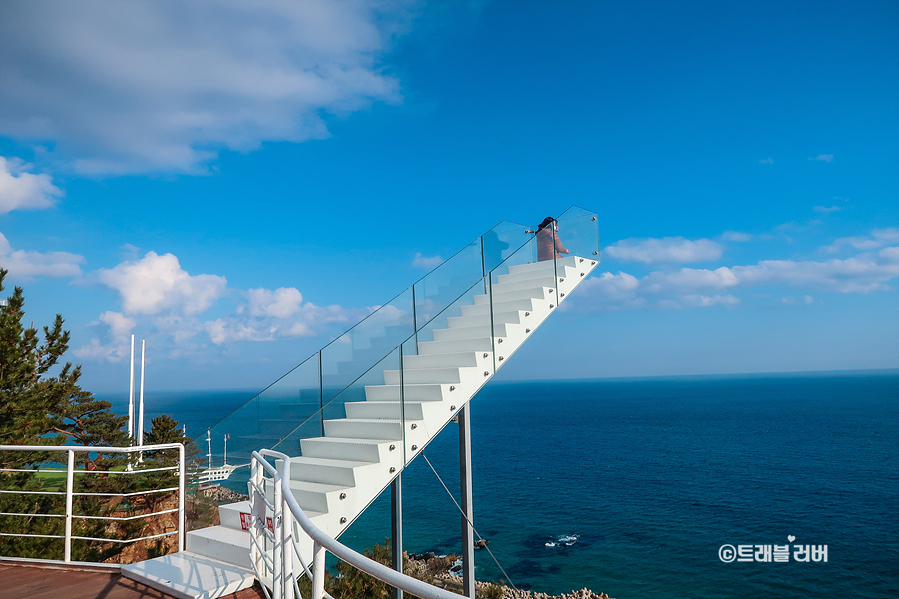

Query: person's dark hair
[537,216,555,231]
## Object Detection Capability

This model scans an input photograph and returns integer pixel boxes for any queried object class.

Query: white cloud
[682,294,740,307]
[574,238,899,312]
[721,231,752,242]
[604,237,723,263]
[412,252,443,269]
[0,1,412,174]
[72,311,136,362]
[809,154,834,162]
[823,228,899,253]
[0,232,84,278]
[205,299,368,345]
[0,156,63,213]
[758,157,774,164]
[95,251,227,315]
[246,287,304,318]
[813,205,841,213]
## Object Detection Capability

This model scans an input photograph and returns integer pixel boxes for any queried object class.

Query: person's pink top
[536,226,569,261]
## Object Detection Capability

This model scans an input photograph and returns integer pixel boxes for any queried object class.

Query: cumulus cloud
[809,154,834,162]
[721,231,752,242]
[73,311,136,362]
[575,233,899,311]
[206,297,370,345]
[758,157,774,164]
[813,205,842,213]
[822,228,899,253]
[95,251,228,315]
[0,1,412,174]
[605,237,723,263]
[0,156,63,213]
[0,232,84,278]
[412,252,443,269]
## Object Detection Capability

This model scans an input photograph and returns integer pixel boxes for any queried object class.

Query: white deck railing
[250,449,460,599]
[0,443,186,562]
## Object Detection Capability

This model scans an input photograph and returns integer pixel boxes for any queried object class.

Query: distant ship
[198,431,245,488]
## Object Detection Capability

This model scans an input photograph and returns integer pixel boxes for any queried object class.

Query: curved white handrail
[252,449,461,599]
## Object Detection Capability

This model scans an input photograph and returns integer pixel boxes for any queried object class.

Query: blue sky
[0,0,896,393]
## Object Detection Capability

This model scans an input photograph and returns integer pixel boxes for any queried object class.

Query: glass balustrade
[206,207,598,475]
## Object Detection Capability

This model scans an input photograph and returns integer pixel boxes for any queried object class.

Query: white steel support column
[458,404,475,598]
[391,474,403,599]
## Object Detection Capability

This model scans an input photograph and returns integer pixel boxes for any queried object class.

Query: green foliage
[0,269,187,563]
[294,538,509,599]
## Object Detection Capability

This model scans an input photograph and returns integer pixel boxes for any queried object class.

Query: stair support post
[458,404,475,598]
[312,542,326,599]
[391,474,403,599]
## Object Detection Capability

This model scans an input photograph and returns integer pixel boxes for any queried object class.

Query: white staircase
[123,255,598,599]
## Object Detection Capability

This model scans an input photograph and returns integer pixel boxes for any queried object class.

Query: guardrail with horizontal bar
[251,449,461,599]
[0,443,186,563]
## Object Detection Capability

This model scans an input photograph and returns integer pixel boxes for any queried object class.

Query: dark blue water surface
[100,371,899,598]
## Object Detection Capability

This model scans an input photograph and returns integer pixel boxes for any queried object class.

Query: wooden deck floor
[0,561,267,599]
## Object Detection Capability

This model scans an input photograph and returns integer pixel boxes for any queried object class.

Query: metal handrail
[0,443,186,562]
[251,449,460,599]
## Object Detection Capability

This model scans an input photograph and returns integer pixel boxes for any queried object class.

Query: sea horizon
[95,369,899,598]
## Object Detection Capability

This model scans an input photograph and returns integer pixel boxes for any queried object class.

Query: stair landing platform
[0,557,263,599]
[122,552,256,599]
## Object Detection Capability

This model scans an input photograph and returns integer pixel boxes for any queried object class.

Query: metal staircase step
[186,526,251,570]
[434,323,508,341]
[365,383,447,401]
[382,366,464,385]
[461,297,537,316]
[402,351,483,368]
[323,417,409,440]
[122,551,255,599]
[417,337,493,354]
[473,286,553,305]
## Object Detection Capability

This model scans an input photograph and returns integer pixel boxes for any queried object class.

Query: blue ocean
[100,370,899,598]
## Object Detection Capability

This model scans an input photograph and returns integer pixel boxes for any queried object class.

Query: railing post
[250,456,265,580]
[458,405,475,598]
[273,459,284,599]
[178,443,185,552]
[391,474,403,599]
[64,449,75,562]
[312,542,326,599]
[281,481,294,599]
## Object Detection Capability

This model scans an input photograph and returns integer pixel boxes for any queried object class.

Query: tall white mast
[128,334,135,441]
[206,430,212,471]
[138,339,146,448]
[224,434,228,466]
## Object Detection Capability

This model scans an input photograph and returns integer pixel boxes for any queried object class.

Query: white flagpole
[128,334,135,441]
[138,340,146,444]
[138,339,146,461]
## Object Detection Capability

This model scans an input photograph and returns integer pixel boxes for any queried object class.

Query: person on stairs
[536,216,570,261]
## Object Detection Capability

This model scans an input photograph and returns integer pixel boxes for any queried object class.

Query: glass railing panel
[556,211,600,262]
[557,204,596,220]
[482,220,530,273]
[324,345,403,444]
[274,348,404,462]
[320,288,413,407]
[413,238,481,329]
[414,278,486,347]
[488,235,542,372]
[400,336,420,466]
[207,352,321,466]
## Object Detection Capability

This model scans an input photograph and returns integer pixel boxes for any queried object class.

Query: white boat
[198,431,245,488]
